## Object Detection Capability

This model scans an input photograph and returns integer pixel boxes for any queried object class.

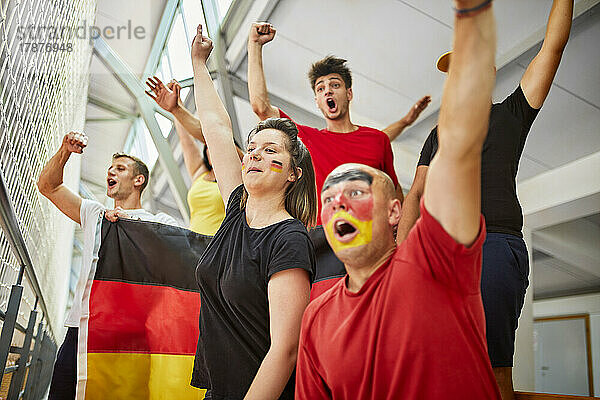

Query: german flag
[80,218,211,399]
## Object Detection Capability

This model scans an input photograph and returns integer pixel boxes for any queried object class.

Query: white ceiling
[81,0,600,299]
[237,0,600,187]
[81,0,166,201]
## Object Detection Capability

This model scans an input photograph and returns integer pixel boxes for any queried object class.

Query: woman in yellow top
[145,77,242,236]
[179,120,224,236]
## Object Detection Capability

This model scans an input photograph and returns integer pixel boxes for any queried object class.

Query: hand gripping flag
[77,217,210,399]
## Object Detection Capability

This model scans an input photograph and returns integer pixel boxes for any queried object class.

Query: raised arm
[248,23,280,120]
[145,77,206,142]
[175,119,206,181]
[396,165,428,243]
[396,128,437,243]
[191,25,242,205]
[145,77,206,180]
[424,0,496,246]
[521,0,573,109]
[383,95,432,141]
[37,132,85,224]
[146,77,245,166]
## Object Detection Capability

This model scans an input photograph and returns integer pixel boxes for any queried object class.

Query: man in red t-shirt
[295,1,501,398]
[247,23,432,213]
[247,23,430,296]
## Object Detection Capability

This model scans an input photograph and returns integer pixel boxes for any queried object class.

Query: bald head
[323,164,396,201]
[320,163,400,272]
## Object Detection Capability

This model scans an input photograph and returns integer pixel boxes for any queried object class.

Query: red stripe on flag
[310,277,343,301]
[88,280,200,355]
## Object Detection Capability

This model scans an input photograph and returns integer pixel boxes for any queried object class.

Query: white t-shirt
[65,199,179,327]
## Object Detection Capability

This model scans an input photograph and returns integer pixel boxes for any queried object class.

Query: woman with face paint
[190,24,317,400]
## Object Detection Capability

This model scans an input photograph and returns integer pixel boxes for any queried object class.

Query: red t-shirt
[279,109,399,225]
[296,202,501,400]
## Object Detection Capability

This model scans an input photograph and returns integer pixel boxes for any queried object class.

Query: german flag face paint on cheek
[270,160,283,173]
[325,210,373,253]
[241,162,245,171]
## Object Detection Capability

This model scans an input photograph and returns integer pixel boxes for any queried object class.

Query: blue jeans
[481,233,529,367]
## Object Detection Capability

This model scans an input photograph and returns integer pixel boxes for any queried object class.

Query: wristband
[453,0,493,17]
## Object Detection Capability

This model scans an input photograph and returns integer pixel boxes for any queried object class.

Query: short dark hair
[308,56,352,92]
[112,153,149,194]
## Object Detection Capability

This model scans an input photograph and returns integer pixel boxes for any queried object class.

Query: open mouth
[326,98,337,112]
[333,219,358,242]
[247,167,262,173]
[107,178,117,189]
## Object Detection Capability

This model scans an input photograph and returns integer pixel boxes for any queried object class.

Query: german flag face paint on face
[321,167,375,253]
[270,160,283,173]
[325,209,373,252]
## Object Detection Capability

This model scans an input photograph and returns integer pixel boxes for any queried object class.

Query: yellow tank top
[187,172,225,236]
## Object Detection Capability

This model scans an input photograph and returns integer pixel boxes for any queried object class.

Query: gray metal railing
[0,169,56,399]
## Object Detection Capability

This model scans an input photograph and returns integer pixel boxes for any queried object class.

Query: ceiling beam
[143,0,180,80]
[533,219,600,279]
[92,36,190,223]
[85,117,135,123]
[202,0,244,146]
[534,285,600,301]
[229,73,323,127]
[221,0,255,47]
[398,0,600,140]
[223,0,281,73]
[87,94,137,119]
[122,0,179,157]
[520,152,600,230]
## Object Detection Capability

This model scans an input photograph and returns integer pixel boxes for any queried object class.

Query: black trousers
[48,327,78,400]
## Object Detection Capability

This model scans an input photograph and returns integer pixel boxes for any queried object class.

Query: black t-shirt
[192,185,315,399]
[417,85,539,237]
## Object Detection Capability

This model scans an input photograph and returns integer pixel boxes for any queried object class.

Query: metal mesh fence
[0,0,96,332]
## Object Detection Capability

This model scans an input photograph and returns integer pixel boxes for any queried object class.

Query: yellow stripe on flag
[87,353,205,400]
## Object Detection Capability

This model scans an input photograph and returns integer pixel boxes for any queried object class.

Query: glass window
[217,0,233,21]
[129,119,159,170]
[168,13,193,80]
[161,52,173,80]
[182,0,206,40]
[156,113,173,138]
[179,86,191,103]
[125,0,210,173]
[155,53,172,82]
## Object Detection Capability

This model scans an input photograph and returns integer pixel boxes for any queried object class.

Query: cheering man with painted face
[295,1,502,399]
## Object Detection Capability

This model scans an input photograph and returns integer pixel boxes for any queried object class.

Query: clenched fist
[62,131,87,154]
[249,22,276,46]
